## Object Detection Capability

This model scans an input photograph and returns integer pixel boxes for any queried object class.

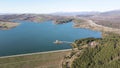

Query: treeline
[54,18,73,24]
[64,32,120,68]
[72,37,101,48]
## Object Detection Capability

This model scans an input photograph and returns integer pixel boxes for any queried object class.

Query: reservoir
[0,21,101,56]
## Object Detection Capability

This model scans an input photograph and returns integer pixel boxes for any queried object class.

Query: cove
[0,21,101,56]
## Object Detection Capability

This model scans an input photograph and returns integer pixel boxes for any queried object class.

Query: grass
[0,51,70,68]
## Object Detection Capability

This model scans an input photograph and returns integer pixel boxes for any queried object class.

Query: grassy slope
[0,51,70,68]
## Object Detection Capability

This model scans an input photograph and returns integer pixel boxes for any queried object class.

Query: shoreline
[0,19,114,58]
[0,49,72,58]
[73,19,120,34]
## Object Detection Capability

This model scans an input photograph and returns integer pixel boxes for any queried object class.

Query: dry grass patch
[0,51,70,68]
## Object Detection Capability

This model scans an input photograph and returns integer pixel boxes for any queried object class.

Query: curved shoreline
[1,19,117,58]
[0,49,72,58]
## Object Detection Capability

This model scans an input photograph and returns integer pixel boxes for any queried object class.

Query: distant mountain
[88,9,120,18]
[101,10,120,15]
[51,10,120,17]
[51,12,100,16]
[85,9,120,29]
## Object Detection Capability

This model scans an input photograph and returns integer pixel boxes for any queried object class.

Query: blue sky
[0,0,120,13]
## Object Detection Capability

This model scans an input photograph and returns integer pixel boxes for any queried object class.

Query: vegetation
[72,33,120,68]
[54,18,73,24]
[63,32,120,68]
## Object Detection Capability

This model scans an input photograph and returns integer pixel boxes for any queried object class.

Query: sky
[0,0,120,14]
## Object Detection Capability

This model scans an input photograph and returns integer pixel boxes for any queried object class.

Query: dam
[54,40,73,44]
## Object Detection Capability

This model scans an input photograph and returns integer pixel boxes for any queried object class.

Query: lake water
[0,21,101,56]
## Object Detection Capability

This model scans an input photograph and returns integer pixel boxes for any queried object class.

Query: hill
[76,10,120,29]
[62,32,120,68]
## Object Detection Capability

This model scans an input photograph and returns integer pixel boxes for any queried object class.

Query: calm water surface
[0,21,101,56]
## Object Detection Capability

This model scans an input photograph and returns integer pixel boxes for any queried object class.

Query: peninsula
[0,21,20,30]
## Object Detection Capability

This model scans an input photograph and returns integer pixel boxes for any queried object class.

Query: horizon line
[0,9,120,14]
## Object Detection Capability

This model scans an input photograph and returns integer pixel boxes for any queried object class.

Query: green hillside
[63,32,120,68]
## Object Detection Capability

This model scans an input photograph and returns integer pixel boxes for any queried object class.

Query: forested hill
[63,32,120,68]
